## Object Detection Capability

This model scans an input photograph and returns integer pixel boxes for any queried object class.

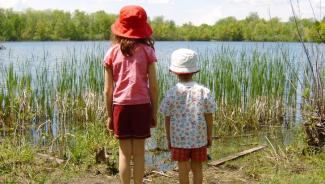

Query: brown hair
[111,34,155,57]
[177,73,195,82]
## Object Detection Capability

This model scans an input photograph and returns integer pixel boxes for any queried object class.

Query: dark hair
[177,73,195,81]
[111,34,155,57]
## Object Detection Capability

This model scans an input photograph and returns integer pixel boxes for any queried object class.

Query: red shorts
[112,103,152,139]
[171,146,207,162]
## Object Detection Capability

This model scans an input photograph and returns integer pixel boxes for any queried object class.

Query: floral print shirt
[160,82,216,148]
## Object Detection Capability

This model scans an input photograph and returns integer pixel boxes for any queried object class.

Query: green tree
[2,9,23,41]
[242,12,260,41]
[0,8,322,42]
[151,16,177,40]
[51,10,72,40]
[213,17,243,41]
[0,9,6,40]
[72,10,90,40]
[89,11,116,40]
[178,22,199,40]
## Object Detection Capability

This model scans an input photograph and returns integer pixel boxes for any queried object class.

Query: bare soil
[59,164,257,184]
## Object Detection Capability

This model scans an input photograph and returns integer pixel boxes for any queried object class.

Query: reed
[0,44,299,155]
[155,47,298,136]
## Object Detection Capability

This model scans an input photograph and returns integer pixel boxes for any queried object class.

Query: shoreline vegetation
[1,8,325,42]
[0,125,324,183]
[1,6,325,182]
[1,44,324,183]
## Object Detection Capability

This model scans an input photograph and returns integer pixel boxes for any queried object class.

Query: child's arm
[164,116,171,149]
[104,67,114,133]
[204,113,213,147]
[148,63,159,127]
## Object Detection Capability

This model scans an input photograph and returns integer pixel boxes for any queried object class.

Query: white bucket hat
[169,48,199,74]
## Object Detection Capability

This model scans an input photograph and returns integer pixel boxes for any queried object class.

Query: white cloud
[0,0,29,8]
[197,7,223,25]
[94,0,122,2]
[147,0,174,4]
[1,0,324,25]
[288,0,325,20]
[227,0,272,5]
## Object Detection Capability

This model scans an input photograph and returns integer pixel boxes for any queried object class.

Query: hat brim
[111,20,153,39]
[169,65,200,74]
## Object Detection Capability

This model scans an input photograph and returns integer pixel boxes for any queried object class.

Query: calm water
[0,41,321,170]
[0,41,309,121]
[0,41,307,63]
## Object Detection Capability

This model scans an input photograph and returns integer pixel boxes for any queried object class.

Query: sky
[0,0,324,25]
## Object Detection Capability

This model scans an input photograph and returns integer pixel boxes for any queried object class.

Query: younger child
[160,49,216,184]
[103,5,158,184]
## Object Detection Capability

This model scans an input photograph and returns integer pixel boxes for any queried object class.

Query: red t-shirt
[103,43,157,105]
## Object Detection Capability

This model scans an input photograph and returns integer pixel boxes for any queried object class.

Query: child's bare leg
[191,161,203,184]
[132,138,145,184]
[119,139,132,184]
[178,161,190,184]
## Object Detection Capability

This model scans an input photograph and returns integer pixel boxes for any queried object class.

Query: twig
[208,145,267,166]
[265,136,279,159]
[143,178,152,182]
[150,170,172,178]
[36,153,65,164]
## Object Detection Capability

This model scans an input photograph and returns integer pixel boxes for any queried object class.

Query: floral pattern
[160,82,216,148]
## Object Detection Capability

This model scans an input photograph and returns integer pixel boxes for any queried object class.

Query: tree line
[1,8,325,42]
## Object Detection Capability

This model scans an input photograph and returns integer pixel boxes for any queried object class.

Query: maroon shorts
[171,146,207,162]
[112,103,152,139]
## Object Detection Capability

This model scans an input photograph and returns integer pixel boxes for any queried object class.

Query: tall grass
[0,44,299,154]
[156,47,298,137]
[288,0,325,151]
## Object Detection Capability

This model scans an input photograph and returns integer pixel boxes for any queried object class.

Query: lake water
[1,41,320,135]
[0,41,311,121]
[0,41,322,170]
[0,41,308,64]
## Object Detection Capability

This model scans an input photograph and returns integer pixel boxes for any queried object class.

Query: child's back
[160,48,216,184]
[103,5,158,184]
[105,43,156,105]
[161,81,215,148]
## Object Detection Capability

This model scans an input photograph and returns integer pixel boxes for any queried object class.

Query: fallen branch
[145,169,178,179]
[208,145,267,166]
[239,142,258,146]
[151,170,172,178]
[143,178,152,182]
[36,153,65,164]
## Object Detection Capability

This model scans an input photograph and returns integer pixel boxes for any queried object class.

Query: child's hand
[207,137,212,148]
[106,117,114,136]
[150,113,157,128]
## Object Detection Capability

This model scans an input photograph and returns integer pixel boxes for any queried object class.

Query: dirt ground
[60,175,120,184]
[59,164,257,184]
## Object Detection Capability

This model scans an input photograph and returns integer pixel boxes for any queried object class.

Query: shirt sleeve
[203,89,216,113]
[103,47,114,68]
[160,91,172,116]
[145,46,157,64]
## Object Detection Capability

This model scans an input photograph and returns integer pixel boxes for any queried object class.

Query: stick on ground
[36,153,65,164]
[208,145,267,166]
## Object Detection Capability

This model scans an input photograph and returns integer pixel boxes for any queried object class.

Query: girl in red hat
[103,5,158,184]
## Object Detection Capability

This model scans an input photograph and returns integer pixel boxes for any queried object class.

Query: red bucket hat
[111,5,153,39]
